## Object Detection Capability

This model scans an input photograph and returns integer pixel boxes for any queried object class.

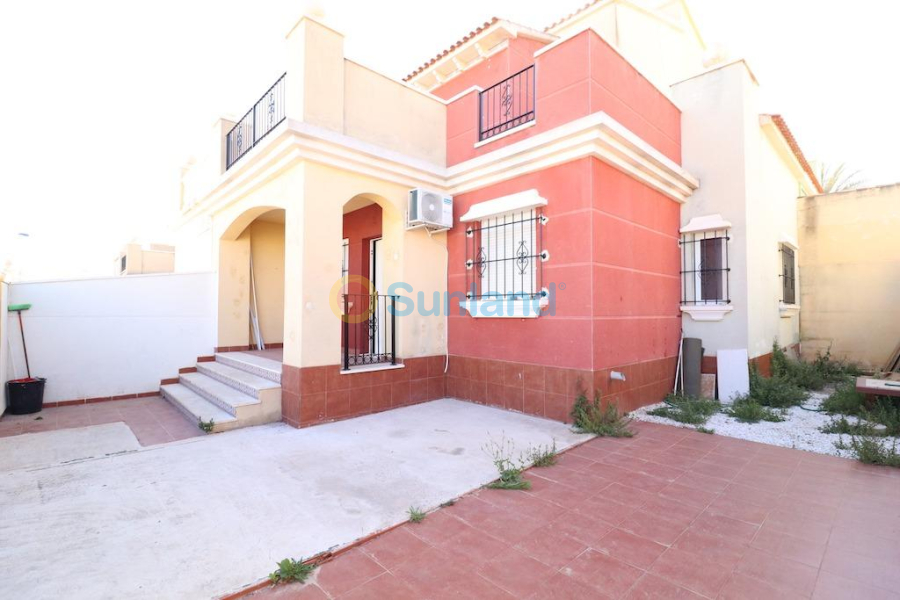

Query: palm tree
[814,162,866,193]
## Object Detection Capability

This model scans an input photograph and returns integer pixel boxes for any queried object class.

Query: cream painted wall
[673,61,804,359]
[249,218,285,344]
[288,162,447,369]
[551,0,706,90]
[344,61,446,166]
[798,184,900,368]
[673,62,751,355]
[217,236,250,348]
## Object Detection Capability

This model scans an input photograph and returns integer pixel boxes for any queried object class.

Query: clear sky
[1,0,898,280]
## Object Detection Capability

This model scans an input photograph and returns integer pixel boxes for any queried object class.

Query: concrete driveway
[0,399,585,599]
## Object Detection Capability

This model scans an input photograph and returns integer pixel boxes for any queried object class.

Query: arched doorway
[218,207,285,356]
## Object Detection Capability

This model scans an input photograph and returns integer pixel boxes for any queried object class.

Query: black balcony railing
[225,73,286,170]
[478,65,535,141]
[342,293,397,370]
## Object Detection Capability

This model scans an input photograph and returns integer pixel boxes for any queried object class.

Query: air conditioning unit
[407,188,453,231]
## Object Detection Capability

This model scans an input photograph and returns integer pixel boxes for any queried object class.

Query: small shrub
[772,343,860,390]
[696,426,715,435]
[570,391,634,437]
[648,393,720,425]
[821,382,867,416]
[820,416,877,436]
[198,417,215,433]
[868,400,900,436]
[483,436,531,490]
[407,506,426,523]
[812,348,863,382]
[847,436,900,468]
[749,367,807,408]
[526,440,558,467]
[269,558,315,585]
[725,397,785,423]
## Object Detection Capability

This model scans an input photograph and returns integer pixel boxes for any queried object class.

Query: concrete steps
[161,353,282,432]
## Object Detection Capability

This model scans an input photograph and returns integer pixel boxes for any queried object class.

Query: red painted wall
[445,29,681,166]
[342,203,382,352]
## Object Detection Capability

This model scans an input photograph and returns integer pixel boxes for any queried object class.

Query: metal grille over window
[478,66,535,141]
[680,229,730,304]
[780,245,796,304]
[465,209,547,300]
[341,294,397,370]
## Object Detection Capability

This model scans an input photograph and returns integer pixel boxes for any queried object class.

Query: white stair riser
[214,354,281,383]
[179,375,240,417]
[197,363,263,398]
[160,387,236,433]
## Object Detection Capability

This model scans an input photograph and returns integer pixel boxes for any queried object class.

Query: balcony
[478,65,535,141]
[225,73,287,170]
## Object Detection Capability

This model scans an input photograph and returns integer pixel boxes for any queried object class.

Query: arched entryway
[217,207,285,355]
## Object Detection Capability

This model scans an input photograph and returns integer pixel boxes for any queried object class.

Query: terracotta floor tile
[705,494,770,525]
[569,495,636,527]
[404,509,471,546]
[527,571,613,600]
[478,547,558,598]
[750,527,826,568]
[676,470,732,494]
[515,523,589,569]
[827,525,900,563]
[594,528,666,569]
[718,572,808,600]
[555,452,596,471]
[735,547,818,597]
[619,510,691,546]
[543,511,614,549]
[437,524,509,568]
[527,478,595,509]
[624,573,705,599]
[338,572,419,600]
[563,549,644,598]
[650,546,732,598]
[393,546,513,599]
[314,549,385,597]
[690,512,759,544]
[254,582,329,599]
[360,526,432,570]
[819,546,900,592]
[657,482,717,509]
[812,570,900,600]
[671,528,748,570]
[601,482,657,508]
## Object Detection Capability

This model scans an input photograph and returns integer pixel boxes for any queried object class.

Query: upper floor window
[679,215,731,305]
[780,244,796,304]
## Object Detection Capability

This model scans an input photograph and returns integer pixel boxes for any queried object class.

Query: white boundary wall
[1,282,8,414]
[6,273,216,404]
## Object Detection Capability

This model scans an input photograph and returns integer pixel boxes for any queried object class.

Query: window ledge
[340,363,405,375]
[461,298,544,318]
[473,120,536,148]
[779,302,800,317]
[680,304,733,322]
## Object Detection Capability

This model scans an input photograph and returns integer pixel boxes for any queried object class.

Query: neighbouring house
[4,1,822,426]
[798,183,900,370]
[114,243,176,275]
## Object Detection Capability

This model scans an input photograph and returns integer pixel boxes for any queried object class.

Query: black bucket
[6,378,46,415]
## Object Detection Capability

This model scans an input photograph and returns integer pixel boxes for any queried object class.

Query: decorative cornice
[181,111,698,223]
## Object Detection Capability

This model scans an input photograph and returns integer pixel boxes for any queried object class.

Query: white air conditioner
[407,188,453,231]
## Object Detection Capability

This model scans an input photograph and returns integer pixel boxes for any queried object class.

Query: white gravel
[631,390,864,458]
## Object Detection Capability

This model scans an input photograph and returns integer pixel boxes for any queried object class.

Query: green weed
[269,558,315,585]
[648,393,720,425]
[725,397,785,423]
[570,391,634,437]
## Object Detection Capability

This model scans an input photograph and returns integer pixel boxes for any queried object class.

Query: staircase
[161,353,282,432]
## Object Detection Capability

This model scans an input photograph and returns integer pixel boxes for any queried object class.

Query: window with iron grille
[780,244,796,304]
[680,229,730,304]
[465,209,547,300]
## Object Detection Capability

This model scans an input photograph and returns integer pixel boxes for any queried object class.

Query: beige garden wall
[798,183,900,368]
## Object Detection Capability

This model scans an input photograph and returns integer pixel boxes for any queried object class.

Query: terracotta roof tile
[767,114,823,194]
[404,17,499,82]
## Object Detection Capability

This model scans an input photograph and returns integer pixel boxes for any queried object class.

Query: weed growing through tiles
[526,440,558,467]
[407,506,426,523]
[269,558,315,585]
[439,499,457,508]
[725,397,785,423]
[570,391,634,437]
[483,436,531,490]
[696,426,715,434]
[198,417,215,433]
[648,393,720,425]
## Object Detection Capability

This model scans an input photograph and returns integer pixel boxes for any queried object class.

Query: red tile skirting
[42,390,160,408]
[446,355,678,423]
[214,343,283,353]
[281,356,446,429]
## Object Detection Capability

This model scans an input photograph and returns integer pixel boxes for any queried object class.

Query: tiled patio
[0,396,203,445]
[249,421,900,600]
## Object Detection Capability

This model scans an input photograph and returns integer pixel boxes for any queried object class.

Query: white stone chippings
[631,390,863,459]
[0,399,587,600]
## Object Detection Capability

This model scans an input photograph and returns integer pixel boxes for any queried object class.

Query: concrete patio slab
[0,399,585,600]
[0,422,140,472]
